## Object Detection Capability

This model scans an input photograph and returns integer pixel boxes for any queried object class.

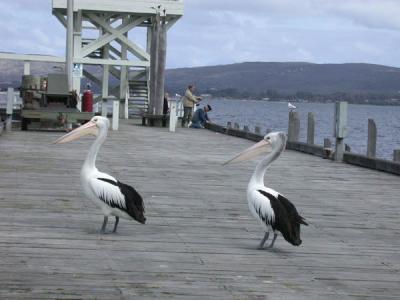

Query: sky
[0,0,399,69]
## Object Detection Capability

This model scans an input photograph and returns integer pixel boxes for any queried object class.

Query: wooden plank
[0,121,399,299]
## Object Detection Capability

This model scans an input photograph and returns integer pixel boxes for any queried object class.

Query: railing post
[243,125,249,132]
[101,98,108,117]
[6,87,14,132]
[234,123,240,130]
[169,99,177,132]
[367,119,377,158]
[307,112,315,145]
[334,102,348,161]
[227,122,232,129]
[112,99,119,131]
[288,111,300,142]
[393,150,400,162]
[254,126,261,135]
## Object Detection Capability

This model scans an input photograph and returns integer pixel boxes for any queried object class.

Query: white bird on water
[288,102,296,109]
[224,132,308,249]
[55,116,146,233]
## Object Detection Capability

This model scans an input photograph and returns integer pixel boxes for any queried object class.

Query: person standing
[182,85,201,127]
[162,92,169,127]
[190,104,212,128]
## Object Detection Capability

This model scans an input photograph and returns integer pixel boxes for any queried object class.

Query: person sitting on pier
[182,85,202,127]
[190,104,212,129]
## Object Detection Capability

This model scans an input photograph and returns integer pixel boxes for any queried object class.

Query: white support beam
[88,14,150,61]
[166,17,180,30]
[129,70,147,81]
[109,45,122,58]
[74,57,149,67]
[109,66,121,80]
[112,99,119,130]
[80,14,147,59]
[53,0,184,16]
[53,10,67,28]
[120,28,128,121]
[23,62,31,75]
[0,53,65,63]
[66,0,74,91]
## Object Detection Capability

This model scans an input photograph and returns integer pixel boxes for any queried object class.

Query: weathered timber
[0,121,399,299]
[286,141,325,157]
[334,102,348,162]
[154,15,167,116]
[343,152,400,175]
[307,112,315,145]
[287,111,299,142]
[367,119,377,158]
[394,150,400,162]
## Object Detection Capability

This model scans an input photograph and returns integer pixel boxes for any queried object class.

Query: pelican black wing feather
[258,190,307,246]
[97,178,146,224]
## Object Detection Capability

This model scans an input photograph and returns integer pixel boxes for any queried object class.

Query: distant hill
[1,60,400,104]
[165,62,400,104]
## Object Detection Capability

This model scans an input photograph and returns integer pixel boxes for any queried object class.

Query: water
[205,99,400,160]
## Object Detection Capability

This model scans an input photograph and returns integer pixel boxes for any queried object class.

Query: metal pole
[66,0,74,91]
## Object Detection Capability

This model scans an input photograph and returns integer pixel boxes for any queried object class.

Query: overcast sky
[0,0,399,69]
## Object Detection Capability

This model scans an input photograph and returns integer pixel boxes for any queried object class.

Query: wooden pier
[0,122,399,299]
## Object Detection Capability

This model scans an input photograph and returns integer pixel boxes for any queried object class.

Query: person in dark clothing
[190,105,212,128]
[162,93,169,127]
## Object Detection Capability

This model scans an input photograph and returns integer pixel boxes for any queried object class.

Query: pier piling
[393,150,400,162]
[307,112,315,145]
[288,111,300,142]
[367,119,377,158]
[334,102,348,161]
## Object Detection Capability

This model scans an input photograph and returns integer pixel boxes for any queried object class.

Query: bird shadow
[239,244,292,256]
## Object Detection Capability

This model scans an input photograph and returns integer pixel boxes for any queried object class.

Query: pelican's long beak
[223,139,272,165]
[53,120,97,144]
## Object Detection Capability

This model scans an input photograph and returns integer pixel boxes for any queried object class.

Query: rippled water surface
[204,99,400,160]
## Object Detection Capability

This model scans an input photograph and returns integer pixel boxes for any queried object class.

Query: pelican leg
[112,216,120,233]
[257,232,270,250]
[100,216,108,234]
[267,233,278,248]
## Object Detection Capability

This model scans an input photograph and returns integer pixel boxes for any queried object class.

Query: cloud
[0,0,399,69]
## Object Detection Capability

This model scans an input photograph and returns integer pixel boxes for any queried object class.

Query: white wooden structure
[0,0,183,129]
[53,0,184,120]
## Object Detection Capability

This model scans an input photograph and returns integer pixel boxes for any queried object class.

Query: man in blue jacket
[190,105,212,128]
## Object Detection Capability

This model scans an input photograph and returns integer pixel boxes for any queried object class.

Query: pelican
[288,102,296,109]
[224,132,307,249]
[54,116,146,233]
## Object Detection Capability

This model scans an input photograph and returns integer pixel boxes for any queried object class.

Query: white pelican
[54,116,146,233]
[224,132,307,249]
[288,102,296,109]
